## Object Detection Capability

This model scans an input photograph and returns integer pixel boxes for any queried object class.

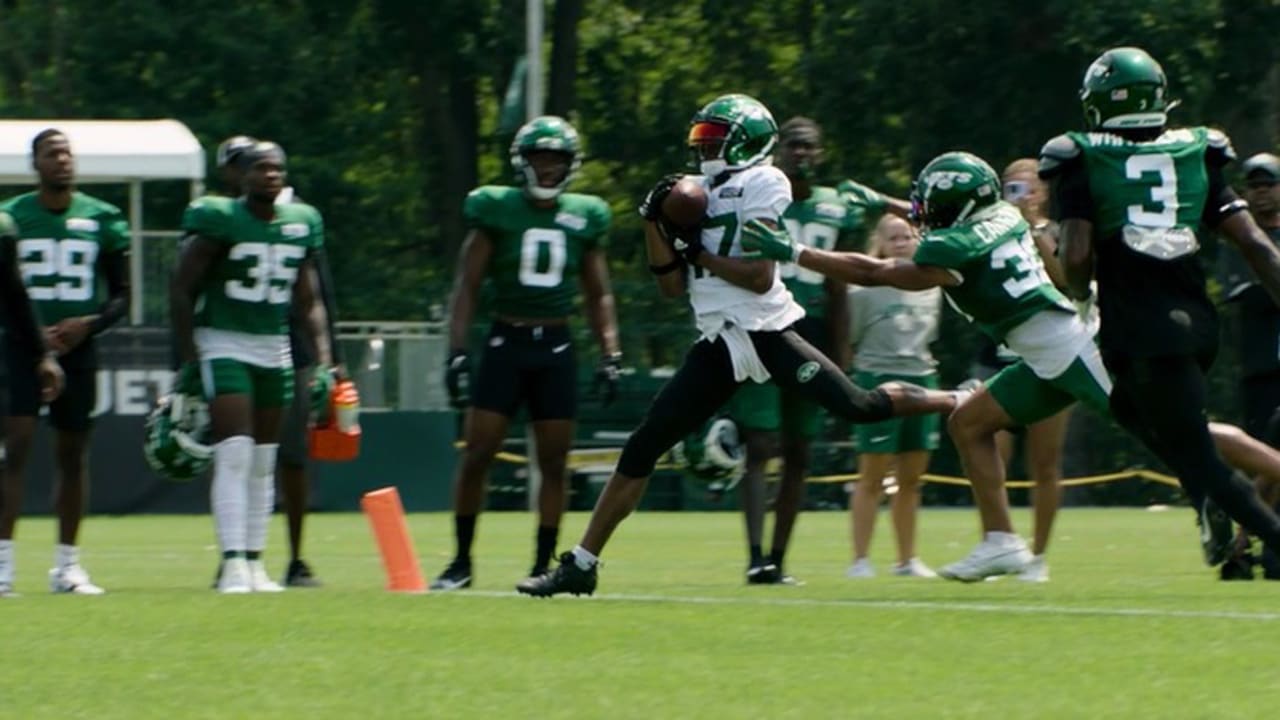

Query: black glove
[444,349,471,409]
[593,352,623,407]
[669,233,705,265]
[639,173,684,221]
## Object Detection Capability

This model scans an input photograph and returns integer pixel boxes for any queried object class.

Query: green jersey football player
[1,129,130,596]
[431,116,621,592]
[171,141,333,593]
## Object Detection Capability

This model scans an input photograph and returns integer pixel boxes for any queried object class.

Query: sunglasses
[1003,180,1031,201]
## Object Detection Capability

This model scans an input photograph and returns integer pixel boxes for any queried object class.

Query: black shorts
[472,321,577,421]
[6,348,96,431]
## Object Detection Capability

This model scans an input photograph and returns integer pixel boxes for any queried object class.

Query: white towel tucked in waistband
[699,316,771,384]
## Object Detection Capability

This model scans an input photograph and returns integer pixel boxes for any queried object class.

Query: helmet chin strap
[522,165,564,200]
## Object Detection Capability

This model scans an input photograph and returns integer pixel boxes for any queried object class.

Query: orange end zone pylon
[360,487,427,593]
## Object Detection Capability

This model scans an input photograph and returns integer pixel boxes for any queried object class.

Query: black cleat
[746,563,778,585]
[516,552,596,597]
[284,559,322,588]
[430,559,473,591]
[1261,543,1280,581]
[526,564,550,580]
[1219,549,1255,581]
[1197,498,1233,566]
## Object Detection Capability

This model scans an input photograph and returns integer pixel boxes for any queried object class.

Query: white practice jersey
[688,165,804,334]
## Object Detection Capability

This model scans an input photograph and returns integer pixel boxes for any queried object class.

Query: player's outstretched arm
[742,218,953,290]
[293,257,332,367]
[1058,219,1095,301]
[1219,211,1280,307]
[170,236,224,365]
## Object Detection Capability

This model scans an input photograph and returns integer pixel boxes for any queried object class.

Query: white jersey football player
[518,93,964,598]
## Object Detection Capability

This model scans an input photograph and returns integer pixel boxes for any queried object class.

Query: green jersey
[463,186,610,318]
[182,196,323,338]
[1040,127,1234,356]
[780,185,867,317]
[913,201,1072,342]
[0,191,129,324]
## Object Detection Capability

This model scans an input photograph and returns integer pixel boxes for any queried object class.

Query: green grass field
[5,507,1277,719]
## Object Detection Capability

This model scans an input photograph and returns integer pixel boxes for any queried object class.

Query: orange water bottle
[310,379,362,462]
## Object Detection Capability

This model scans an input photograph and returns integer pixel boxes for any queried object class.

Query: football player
[206,135,342,588]
[725,116,908,585]
[431,116,621,591]
[746,148,1280,581]
[0,129,130,595]
[171,141,334,593]
[517,94,963,598]
[1043,47,1280,570]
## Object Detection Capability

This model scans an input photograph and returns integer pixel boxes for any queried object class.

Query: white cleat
[49,564,105,595]
[0,581,17,598]
[1017,554,1050,583]
[939,534,1033,583]
[217,558,252,594]
[248,560,284,593]
[891,557,938,578]
[845,558,875,579]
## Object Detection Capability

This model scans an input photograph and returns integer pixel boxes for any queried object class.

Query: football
[661,177,708,228]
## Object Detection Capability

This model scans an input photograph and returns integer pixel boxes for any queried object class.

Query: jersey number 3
[226,242,307,304]
[18,238,99,302]
[1125,154,1177,227]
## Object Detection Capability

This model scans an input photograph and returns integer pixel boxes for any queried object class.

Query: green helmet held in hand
[687,94,779,180]
[510,115,582,201]
[1080,47,1177,131]
[143,391,213,483]
[910,151,1001,231]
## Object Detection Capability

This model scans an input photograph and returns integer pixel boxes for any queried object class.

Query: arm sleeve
[847,288,866,345]
[88,250,129,334]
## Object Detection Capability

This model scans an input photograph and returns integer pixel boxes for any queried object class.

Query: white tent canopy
[0,119,205,184]
[0,119,206,324]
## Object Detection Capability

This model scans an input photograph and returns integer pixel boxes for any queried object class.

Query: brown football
[661,177,708,228]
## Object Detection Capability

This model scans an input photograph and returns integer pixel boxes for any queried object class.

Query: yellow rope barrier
[453,442,1180,488]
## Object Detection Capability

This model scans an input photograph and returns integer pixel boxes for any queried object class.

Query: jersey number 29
[18,238,99,302]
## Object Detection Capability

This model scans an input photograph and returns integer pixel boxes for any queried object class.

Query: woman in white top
[846,216,943,578]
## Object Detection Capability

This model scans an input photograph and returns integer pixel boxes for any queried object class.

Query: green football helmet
[910,151,1001,230]
[671,417,746,494]
[687,94,778,178]
[1080,47,1176,131]
[143,391,213,482]
[510,115,582,201]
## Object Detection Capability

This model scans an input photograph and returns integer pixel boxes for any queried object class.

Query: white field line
[456,589,1280,622]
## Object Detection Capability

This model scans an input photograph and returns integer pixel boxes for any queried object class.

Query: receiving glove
[638,174,684,221]
[444,349,472,409]
[741,219,801,262]
[593,352,623,407]
[837,179,889,212]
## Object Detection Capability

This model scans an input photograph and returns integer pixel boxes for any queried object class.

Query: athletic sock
[0,540,13,583]
[571,545,597,570]
[454,514,477,564]
[535,525,558,569]
[54,543,78,569]
[246,444,278,554]
[211,436,253,554]
[749,543,765,566]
